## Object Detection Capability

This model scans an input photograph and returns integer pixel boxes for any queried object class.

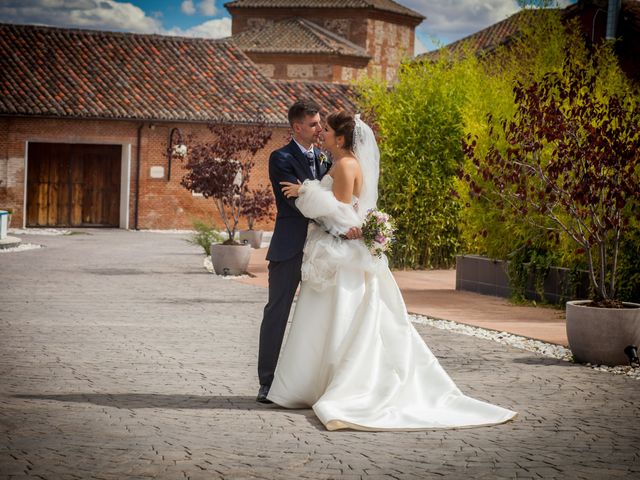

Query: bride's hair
[326,110,355,151]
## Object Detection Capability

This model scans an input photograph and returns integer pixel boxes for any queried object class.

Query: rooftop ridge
[232,17,369,57]
[224,0,424,20]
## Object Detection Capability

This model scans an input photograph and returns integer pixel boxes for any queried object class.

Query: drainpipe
[606,0,621,40]
[134,123,143,230]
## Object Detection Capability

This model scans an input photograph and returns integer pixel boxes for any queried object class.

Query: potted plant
[239,185,274,248]
[186,218,224,256]
[462,51,640,366]
[180,121,272,275]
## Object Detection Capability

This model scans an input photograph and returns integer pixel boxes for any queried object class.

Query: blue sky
[0,1,575,54]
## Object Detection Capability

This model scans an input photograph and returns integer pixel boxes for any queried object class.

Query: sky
[0,0,575,54]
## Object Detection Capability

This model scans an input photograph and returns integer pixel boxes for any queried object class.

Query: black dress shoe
[256,385,273,404]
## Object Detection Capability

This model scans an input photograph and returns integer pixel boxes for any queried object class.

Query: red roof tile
[417,9,543,62]
[0,23,290,124]
[232,18,370,58]
[225,0,424,19]
[275,79,358,114]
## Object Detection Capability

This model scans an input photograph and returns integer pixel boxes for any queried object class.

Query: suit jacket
[266,140,331,262]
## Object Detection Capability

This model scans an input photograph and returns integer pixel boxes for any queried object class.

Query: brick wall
[0,116,290,231]
[230,8,418,84]
[366,18,414,82]
[246,53,368,83]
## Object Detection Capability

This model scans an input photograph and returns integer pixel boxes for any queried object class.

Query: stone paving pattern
[1,230,639,480]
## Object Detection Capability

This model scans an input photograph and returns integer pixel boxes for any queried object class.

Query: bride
[271,110,517,431]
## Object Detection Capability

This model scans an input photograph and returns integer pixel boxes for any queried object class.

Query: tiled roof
[417,9,542,61]
[224,0,424,20]
[0,23,290,125]
[275,80,357,114]
[232,18,370,57]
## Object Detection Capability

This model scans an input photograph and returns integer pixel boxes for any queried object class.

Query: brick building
[0,23,356,230]
[227,0,424,83]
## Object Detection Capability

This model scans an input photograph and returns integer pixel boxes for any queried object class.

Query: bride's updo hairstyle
[326,110,356,151]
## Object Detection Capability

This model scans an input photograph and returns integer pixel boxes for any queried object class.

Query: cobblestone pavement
[1,230,639,480]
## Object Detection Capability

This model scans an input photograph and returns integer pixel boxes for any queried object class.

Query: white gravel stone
[10,228,70,235]
[203,256,251,279]
[0,243,42,253]
[410,313,640,380]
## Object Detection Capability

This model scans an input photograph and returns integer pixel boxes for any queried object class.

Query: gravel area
[0,243,42,253]
[410,314,640,380]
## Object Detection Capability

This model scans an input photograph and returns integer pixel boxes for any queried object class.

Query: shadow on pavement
[12,393,305,412]
[511,356,573,366]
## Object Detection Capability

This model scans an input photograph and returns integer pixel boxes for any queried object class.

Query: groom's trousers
[258,251,304,387]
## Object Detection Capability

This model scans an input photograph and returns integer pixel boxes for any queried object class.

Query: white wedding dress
[267,174,517,431]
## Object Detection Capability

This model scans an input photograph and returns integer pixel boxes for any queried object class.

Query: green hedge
[357,8,640,301]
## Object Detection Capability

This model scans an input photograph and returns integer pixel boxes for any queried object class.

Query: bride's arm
[281,158,358,204]
[280,160,362,236]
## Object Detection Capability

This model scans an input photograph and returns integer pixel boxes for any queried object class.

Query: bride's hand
[280,180,302,198]
[345,227,362,240]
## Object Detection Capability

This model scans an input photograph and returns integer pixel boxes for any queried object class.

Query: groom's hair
[288,99,321,126]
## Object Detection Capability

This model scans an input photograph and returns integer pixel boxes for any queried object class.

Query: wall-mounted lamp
[167,127,187,181]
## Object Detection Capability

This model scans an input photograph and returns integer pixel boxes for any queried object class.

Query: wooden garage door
[27,143,121,227]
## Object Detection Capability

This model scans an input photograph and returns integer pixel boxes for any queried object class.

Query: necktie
[305,150,316,179]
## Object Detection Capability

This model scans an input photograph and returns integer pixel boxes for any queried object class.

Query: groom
[256,99,331,403]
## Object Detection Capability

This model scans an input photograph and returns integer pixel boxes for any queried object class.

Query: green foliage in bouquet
[361,209,396,257]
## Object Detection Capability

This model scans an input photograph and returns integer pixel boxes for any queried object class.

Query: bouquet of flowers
[361,209,395,257]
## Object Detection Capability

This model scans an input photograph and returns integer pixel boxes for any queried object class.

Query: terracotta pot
[210,243,251,276]
[239,229,263,249]
[566,300,640,366]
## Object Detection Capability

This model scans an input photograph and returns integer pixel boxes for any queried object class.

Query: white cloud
[414,34,428,56]
[181,0,196,15]
[399,0,521,50]
[198,0,217,16]
[0,0,163,33]
[166,17,231,39]
[0,0,231,38]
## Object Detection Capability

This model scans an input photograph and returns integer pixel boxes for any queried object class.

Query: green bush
[457,11,587,261]
[617,221,640,303]
[186,219,224,256]
[358,56,467,268]
[357,8,639,288]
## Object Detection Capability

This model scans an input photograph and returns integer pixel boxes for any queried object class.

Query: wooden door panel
[55,155,71,226]
[76,145,120,226]
[27,143,121,227]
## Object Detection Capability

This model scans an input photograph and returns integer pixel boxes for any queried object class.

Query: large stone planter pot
[566,300,640,366]
[210,243,251,276]
[239,229,263,249]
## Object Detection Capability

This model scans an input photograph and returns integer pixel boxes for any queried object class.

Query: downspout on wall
[606,0,622,39]
[134,123,143,230]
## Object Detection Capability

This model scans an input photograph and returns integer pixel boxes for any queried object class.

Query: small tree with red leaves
[241,185,274,230]
[181,121,272,245]
[462,57,640,303]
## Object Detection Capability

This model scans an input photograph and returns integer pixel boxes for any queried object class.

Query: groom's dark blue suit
[258,140,331,388]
